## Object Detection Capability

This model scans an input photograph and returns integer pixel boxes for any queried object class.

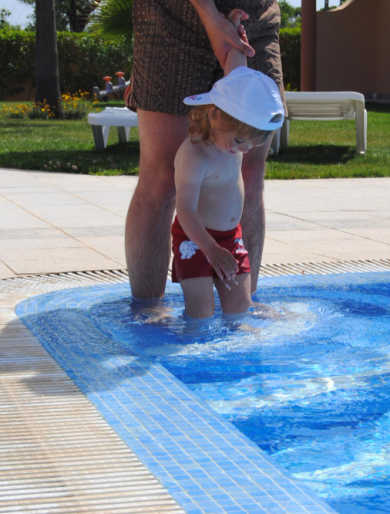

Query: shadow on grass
[0,142,140,175]
[271,144,357,164]
[366,102,390,114]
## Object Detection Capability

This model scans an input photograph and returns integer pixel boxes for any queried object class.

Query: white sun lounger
[272,91,367,155]
[88,107,139,150]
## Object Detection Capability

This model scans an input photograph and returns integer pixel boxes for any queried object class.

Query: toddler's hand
[200,8,255,69]
[228,9,250,46]
[207,245,239,289]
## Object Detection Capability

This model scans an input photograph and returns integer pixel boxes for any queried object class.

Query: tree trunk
[35,0,63,118]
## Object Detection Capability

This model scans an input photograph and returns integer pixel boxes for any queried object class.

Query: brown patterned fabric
[129,0,285,115]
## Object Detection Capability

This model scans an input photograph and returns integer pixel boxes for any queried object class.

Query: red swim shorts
[171,217,250,282]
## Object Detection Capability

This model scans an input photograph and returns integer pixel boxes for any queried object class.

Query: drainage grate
[258,257,390,276]
[2,258,390,291]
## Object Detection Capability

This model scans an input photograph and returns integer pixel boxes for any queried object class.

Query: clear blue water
[86,272,390,514]
[18,272,390,513]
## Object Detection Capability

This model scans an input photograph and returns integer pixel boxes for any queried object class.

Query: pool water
[17,272,390,513]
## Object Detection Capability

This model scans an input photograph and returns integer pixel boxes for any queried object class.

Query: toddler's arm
[224,9,249,75]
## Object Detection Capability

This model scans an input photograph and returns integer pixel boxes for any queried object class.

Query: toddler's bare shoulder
[175,137,209,170]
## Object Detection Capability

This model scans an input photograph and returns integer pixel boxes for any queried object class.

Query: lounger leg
[280,119,290,151]
[356,108,367,154]
[102,126,110,148]
[271,129,281,155]
[117,126,128,144]
[91,125,105,151]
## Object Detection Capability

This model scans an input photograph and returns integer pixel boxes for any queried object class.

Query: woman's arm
[188,0,254,68]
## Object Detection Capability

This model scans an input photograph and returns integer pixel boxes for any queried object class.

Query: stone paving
[0,167,389,278]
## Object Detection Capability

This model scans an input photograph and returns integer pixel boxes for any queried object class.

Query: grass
[0,100,389,178]
[267,103,390,179]
[0,100,139,176]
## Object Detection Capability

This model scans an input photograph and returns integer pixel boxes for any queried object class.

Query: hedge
[0,28,131,99]
[280,27,301,91]
[0,26,300,100]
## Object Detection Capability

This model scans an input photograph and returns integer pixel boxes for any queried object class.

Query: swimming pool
[16,271,390,513]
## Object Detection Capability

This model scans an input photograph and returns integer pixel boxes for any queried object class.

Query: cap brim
[183,92,213,106]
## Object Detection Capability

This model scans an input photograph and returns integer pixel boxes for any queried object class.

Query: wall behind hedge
[0,27,299,100]
[0,29,131,100]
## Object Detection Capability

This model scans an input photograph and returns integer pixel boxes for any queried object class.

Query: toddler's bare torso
[177,138,245,231]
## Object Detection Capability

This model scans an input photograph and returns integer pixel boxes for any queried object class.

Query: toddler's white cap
[184,66,284,131]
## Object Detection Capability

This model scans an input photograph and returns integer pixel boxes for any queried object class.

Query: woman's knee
[242,156,266,198]
[136,160,176,206]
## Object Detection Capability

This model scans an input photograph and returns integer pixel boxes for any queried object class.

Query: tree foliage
[89,0,132,43]
[0,9,11,29]
[279,1,301,28]
[20,0,101,32]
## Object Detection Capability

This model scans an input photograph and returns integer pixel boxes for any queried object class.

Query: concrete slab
[3,247,121,275]
[347,229,390,244]
[75,236,127,267]
[0,197,49,230]
[0,260,13,279]
[262,238,327,265]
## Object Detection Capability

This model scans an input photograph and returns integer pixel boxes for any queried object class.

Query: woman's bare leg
[241,135,273,293]
[125,110,188,298]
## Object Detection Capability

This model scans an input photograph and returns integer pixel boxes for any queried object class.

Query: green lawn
[1,101,389,178]
[267,104,390,179]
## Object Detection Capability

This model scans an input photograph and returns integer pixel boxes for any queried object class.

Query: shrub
[0,91,98,120]
[280,27,301,91]
[0,102,30,118]
[0,28,35,99]
[61,90,98,119]
[0,28,131,99]
[0,26,301,99]
[57,31,131,94]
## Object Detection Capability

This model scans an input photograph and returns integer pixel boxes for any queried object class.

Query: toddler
[172,10,284,318]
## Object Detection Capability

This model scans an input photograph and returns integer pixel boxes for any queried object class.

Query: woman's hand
[190,2,255,68]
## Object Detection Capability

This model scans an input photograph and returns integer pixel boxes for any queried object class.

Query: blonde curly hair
[188,105,270,143]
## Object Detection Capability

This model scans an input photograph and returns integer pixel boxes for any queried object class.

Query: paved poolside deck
[1,167,389,512]
[0,168,389,278]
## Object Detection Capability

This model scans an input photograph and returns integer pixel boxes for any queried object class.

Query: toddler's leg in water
[180,276,215,319]
[214,273,252,315]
